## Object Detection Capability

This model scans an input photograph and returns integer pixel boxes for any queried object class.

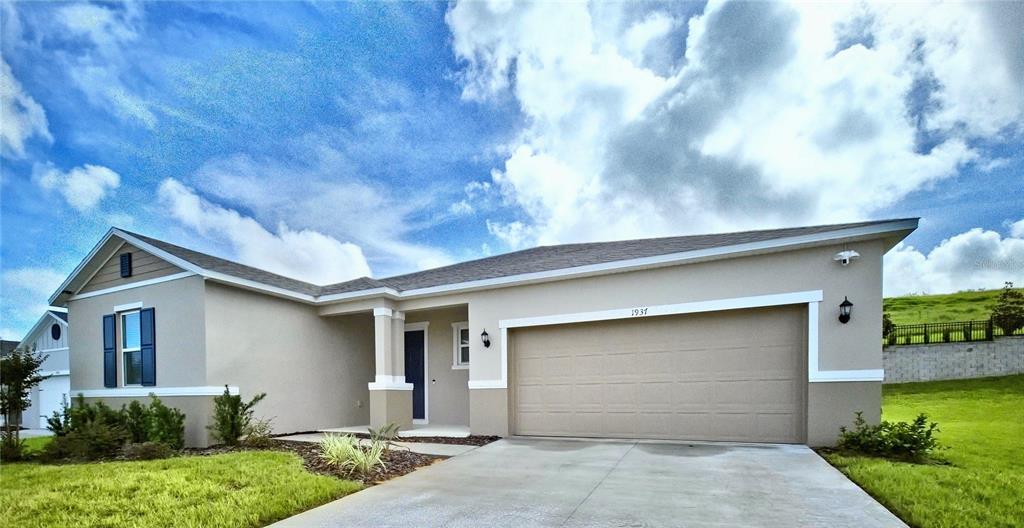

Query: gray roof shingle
[122,218,914,299]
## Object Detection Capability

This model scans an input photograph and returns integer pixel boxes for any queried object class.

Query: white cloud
[33,162,121,211]
[185,138,454,276]
[0,58,52,158]
[447,1,1023,249]
[158,178,372,285]
[0,266,67,339]
[486,219,534,250]
[883,221,1024,295]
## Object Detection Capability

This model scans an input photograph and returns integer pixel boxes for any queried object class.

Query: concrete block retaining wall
[883,335,1024,383]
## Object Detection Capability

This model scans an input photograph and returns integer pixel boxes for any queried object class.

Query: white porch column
[368,307,412,428]
[391,311,406,378]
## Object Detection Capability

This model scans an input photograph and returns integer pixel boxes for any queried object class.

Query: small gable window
[50,323,61,341]
[119,253,133,278]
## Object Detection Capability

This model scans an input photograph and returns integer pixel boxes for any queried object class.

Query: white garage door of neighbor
[512,305,806,443]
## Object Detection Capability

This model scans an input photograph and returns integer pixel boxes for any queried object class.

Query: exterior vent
[120,253,133,278]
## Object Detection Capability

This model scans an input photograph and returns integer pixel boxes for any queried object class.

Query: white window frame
[451,322,470,369]
[120,309,142,387]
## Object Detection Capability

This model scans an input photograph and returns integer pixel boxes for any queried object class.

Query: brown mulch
[182,439,447,485]
[349,433,501,446]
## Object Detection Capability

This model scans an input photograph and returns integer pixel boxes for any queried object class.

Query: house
[49,218,917,447]
[15,311,72,429]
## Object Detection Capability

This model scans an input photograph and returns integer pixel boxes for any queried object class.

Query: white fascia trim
[74,386,239,398]
[395,220,919,300]
[39,370,70,377]
[114,301,143,312]
[19,311,70,344]
[49,228,120,305]
[316,287,401,303]
[68,272,197,301]
[499,290,825,329]
[468,379,506,389]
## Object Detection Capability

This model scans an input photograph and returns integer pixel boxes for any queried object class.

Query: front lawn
[824,375,1023,528]
[0,450,361,528]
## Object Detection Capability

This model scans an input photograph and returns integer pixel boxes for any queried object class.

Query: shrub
[122,441,174,460]
[147,396,186,450]
[209,386,266,446]
[41,420,130,461]
[882,312,894,340]
[319,434,386,478]
[837,411,941,462]
[242,417,275,448]
[123,400,150,443]
[991,282,1024,335]
[46,396,71,436]
[367,422,404,451]
[0,430,26,461]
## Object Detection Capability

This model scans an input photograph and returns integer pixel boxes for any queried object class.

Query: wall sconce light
[838,297,853,324]
[481,329,491,348]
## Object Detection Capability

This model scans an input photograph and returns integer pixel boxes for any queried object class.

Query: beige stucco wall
[406,306,470,426]
[377,240,886,444]
[79,243,184,293]
[68,275,207,391]
[203,282,374,436]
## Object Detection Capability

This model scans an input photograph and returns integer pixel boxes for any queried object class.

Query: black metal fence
[886,318,1024,346]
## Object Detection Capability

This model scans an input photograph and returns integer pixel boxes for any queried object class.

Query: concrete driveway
[272,438,905,528]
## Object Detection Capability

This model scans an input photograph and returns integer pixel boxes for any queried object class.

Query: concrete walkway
[271,438,905,528]
[276,432,478,457]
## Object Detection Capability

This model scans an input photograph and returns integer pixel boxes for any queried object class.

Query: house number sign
[630,307,649,317]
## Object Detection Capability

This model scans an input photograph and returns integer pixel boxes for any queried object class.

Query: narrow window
[452,322,470,369]
[119,253,133,278]
[121,310,142,386]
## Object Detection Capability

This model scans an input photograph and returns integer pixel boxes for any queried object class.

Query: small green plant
[837,411,941,462]
[41,420,130,461]
[123,400,150,443]
[319,434,386,478]
[121,441,174,460]
[209,386,267,446]
[0,431,26,461]
[46,396,71,436]
[367,422,404,451]
[991,282,1024,335]
[242,417,275,448]
[147,396,186,450]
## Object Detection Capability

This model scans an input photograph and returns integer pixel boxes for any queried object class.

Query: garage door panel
[512,306,805,443]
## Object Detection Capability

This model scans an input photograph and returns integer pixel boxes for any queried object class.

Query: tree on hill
[991,282,1024,335]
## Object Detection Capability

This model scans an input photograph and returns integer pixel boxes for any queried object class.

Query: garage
[511,305,806,443]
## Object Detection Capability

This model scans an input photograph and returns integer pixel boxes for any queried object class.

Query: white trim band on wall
[368,374,414,391]
[74,385,240,398]
[69,272,197,301]
[373,307,394,317]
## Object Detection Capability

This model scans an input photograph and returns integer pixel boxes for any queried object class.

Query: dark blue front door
[404,330,425,420]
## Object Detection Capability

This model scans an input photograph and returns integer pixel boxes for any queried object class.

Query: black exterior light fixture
[838,297,854,324]
[481,329,491,348]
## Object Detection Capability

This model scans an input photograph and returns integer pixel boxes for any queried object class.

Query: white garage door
[512,305,806,443]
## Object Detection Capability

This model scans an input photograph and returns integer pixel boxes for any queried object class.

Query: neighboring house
[49,219,917,447]
[18,311,72,429]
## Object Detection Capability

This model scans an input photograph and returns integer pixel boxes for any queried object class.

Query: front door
[404,329,426,421]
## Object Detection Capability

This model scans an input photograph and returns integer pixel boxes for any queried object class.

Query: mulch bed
[184,440,447,485]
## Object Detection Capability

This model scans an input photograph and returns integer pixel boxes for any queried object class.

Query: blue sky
[2,1,1022,339]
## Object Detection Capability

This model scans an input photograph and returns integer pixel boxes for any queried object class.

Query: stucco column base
[369,390,413,429]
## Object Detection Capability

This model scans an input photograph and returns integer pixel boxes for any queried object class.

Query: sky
[1,0,1022,340]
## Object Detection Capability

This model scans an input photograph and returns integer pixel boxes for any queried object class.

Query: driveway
[272,438,905,528]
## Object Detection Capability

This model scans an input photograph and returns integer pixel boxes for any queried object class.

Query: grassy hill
[883,288,1020,325]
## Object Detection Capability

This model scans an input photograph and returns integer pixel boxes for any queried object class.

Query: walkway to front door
[270,438,905,527]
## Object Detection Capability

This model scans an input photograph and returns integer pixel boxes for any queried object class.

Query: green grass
[0,450,361,528]
[21,436,52,454]
[825,375,1024,528]
[883,288,1019,324]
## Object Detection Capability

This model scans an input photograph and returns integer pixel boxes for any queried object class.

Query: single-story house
[16,311,72,429]
[50,218,917,447]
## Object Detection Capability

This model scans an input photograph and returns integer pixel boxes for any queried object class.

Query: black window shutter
[119,253,132,278]
[102,314,116,388]
[140,307,156,386]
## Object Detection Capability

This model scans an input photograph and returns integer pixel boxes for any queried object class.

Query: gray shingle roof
[122,219,915,299]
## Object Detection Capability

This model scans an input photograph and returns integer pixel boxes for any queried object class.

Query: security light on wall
[481,329,491,348]
[838,297,854,324]
[833,250,860,266]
